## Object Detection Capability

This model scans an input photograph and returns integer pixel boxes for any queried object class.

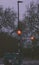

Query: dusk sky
[0,0,38,20]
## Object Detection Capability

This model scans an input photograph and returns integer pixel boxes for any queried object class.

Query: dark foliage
[0,32,18,57]
[21,47,39,59]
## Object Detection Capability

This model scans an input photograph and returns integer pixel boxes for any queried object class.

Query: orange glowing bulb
[17,30,22,35]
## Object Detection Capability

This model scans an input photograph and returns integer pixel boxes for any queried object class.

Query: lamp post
[17,0,23,52]
[15,1,23,65]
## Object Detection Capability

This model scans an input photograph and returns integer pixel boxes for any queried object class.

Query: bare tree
[0,6,17,33]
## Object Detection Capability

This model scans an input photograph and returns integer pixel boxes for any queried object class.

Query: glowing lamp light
[30,36,35,41]
[17,30,22,35]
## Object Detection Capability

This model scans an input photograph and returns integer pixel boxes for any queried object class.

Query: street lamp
[30,36,36,48]
[17,0,23,52]
[30,36,37,59]
[16,1,23,65]
[30,36,35,41]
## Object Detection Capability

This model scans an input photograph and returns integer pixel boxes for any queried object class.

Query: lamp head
[17,29,22,36]
[17,1,23,3]
[30,36,35,41]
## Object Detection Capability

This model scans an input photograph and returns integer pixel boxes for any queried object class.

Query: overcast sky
[0,0,38,20]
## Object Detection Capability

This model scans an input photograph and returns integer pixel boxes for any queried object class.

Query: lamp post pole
[18,1,19,28]
[17,1,23,28]
[17,0,23,52]
[16,1,23,65]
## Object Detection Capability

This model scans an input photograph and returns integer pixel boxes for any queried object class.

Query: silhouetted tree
[0,6,17,33]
